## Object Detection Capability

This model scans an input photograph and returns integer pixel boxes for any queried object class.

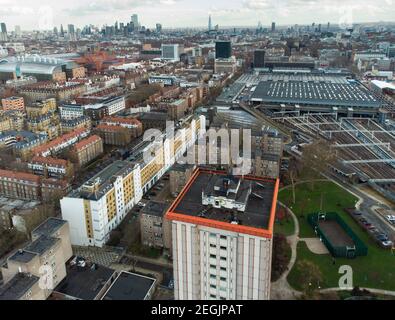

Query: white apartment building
[60,96,125,120]
[85,96,125,116]
[161,44,184,62]
[59,104,85,120]
[60,115,205,247]
[166,168,279,300]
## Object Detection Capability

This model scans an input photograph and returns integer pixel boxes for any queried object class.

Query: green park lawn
[274,217,295,236]
[278,180,395,291]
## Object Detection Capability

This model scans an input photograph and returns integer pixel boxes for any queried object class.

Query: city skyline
[0,0,395,31]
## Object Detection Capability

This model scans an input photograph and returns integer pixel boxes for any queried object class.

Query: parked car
[386,215,395,225]
[352,211,362,216]
[377,233,389,242]
[380,240,393,248]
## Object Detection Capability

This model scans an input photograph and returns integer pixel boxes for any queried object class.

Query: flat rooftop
[72,160,134,200]
[8,250,38,264]
[250,81,382,108]
[141,201,169,217]
[24,235,59,256]
[102,271,156,300]
[32,217,67,238]
[54,258,115,300]
[166,168,279,238]
[0,273,40,300]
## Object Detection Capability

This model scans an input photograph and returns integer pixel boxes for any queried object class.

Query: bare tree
[301,139,336,190]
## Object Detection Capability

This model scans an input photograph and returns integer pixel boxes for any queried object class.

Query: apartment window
[220,277,226,281]
[209,264,216,269]
[209,254,216,259]
[210,284,216,289]
[209,243,216,248]
[209,275,216,279]
[220,257,227,261]
[220,267,226,271]
[220,246,226,250]
[210,294,216,299]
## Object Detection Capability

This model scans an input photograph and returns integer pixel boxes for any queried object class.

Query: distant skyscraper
[53,27,58,36]
[68,24,76,41]
[208,15,212,31]
[15,25,21,36]
[68,24,75,34]
[0,22,8,41]
[271,22,276,32]
[131,14,139,29]
[60,24,64,36]
[156,23,162,33]
[215,41,232,59]
[1,23,7,34]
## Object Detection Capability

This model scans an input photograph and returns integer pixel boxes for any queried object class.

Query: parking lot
[345,208,394,249]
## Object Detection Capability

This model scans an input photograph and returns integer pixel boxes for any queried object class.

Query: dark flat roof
[102,271,156,300]
[251,81,382,108]
[8,250,38,264]
[172,170,275,230]
[25,235,59,256]
[32,218,67,238]
[0,273,40,300]
[54,259,115,300]
[141,201,169,217]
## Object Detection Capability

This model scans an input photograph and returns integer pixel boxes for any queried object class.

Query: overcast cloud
[0,0,394,30]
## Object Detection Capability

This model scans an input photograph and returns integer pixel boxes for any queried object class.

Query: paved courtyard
[72,246,122,267]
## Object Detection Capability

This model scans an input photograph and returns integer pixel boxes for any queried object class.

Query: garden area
[278,180,395,292]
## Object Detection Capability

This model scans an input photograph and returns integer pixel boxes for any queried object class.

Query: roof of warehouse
[250,80,382,108]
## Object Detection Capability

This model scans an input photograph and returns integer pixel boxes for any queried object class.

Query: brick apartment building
[72,135,103,166]
[0,169,41,200]
[94,124,133,146]
[28,156,74,180]
[1,96,25,112]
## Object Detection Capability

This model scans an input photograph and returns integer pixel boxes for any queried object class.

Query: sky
[0,0,394,31]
